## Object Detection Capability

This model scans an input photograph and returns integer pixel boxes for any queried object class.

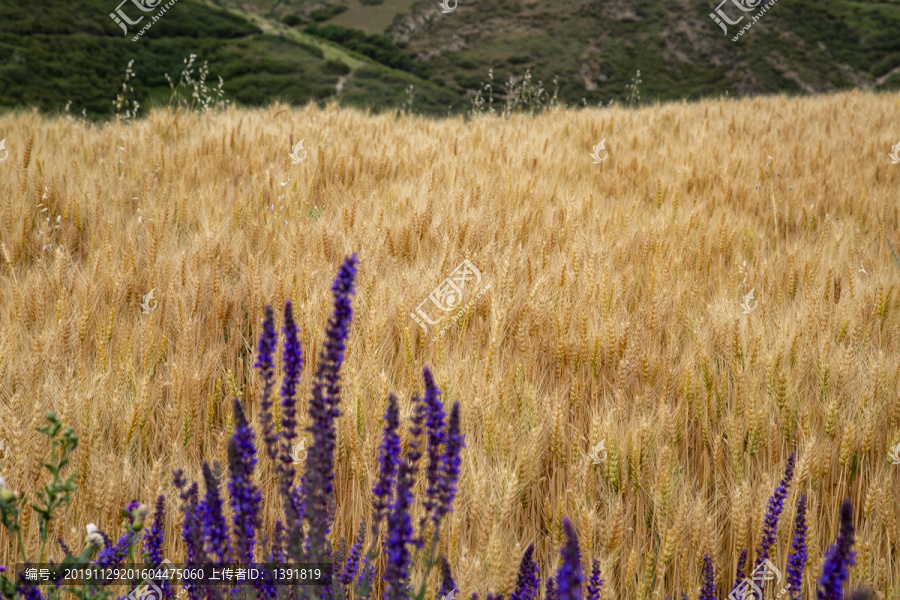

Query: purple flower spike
[200,462,232,563]
[15,580,43,600]
[586,560,603,600]
[254,305,279,462]
[755,451,795,569]
[787,495,808,600]
[438,401,464,524]
[280,301,306,525]
[372,393,401,537]
[700,553,716,600]
[546,576,557,600]
[421,366,447,531]
[271,520,285,563]
[356,554,376,598]
[512,544,540,600]
[340,521,366,586]
[279,300,303,473]
[439,556,457,597]
[143,494,173,600]
[817,499,856,600]
[556,519,583,600]
[306,254,359,565]
[383,454,416,600]
[228,398,262,564]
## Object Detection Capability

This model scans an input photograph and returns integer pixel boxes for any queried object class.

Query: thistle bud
[86,523,104,548]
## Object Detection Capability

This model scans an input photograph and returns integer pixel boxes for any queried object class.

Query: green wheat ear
[887,236,900,271]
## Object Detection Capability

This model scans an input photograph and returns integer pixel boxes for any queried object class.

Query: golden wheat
[0,92,899,598]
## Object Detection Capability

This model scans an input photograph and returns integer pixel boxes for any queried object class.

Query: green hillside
[1,0,898,118]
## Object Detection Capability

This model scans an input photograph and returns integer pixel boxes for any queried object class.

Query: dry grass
[1,91,899,599]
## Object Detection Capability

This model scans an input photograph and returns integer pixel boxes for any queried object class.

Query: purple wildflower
[421,366,447,533]
[95,530,134,569]
[439,556,457,597]
[143,494,173,600]
[356,554,376,599]
[279,301,304,501]
[700,553,716,600]
[228,398,262,564]
[437,401,464,523]
[787,495,808,600]
[511,544,540,600]
[546,576,557,600]
[15,579,43,600]
[556,519,583,600]
[586,560,603,600]
[340,521,365,586]
[200,462,232,562]
[372,393,400,537]
[817,499,856,600]
[755,452,795,569]
[254,305,280,466]
[56,537,73,557]
[173,472,213,600]
[383,454,416,600]
[306,254,358,565]
[271,520,285,563]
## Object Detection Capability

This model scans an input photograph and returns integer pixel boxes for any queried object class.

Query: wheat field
[0,91,899,599]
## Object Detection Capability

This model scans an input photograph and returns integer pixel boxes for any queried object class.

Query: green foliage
[304,23,413,71]
[0,412,116,600]
[310,4,348,22]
